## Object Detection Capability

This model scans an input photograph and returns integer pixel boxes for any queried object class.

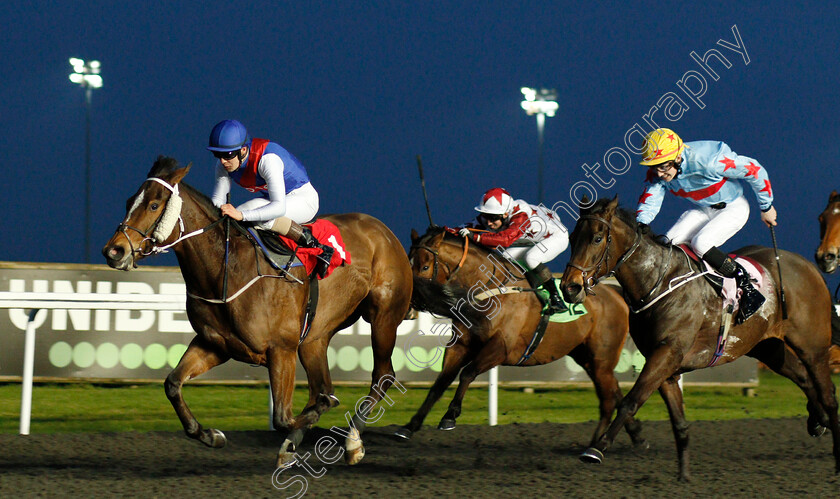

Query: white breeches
[665,194,749,256]
[237,183,320,230]
[505,229,570,270]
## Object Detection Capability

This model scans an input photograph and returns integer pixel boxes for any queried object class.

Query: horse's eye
[422,265,429,271]
[150,202,160,211]
[593,235,603,244]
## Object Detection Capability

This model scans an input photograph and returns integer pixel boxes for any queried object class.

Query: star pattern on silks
[760,179,772,196]
[483,187,510,205]
[744,162,761,178]
[638,192,653,205]
[667,133,675,142]
[719,157,737,171]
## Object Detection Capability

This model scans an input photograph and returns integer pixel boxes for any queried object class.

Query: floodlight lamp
[85,74,103,88]
[69,73,84,84]
[521,87,536,102]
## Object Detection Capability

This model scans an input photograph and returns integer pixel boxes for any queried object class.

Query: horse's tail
[410,275,488,327]
[831,302,840,347]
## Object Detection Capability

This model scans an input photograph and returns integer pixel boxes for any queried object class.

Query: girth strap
[515,312,551,366]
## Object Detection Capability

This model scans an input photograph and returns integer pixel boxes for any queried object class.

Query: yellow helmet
[640,128,685,166]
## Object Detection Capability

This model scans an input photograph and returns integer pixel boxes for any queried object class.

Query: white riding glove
[458,228,471,238]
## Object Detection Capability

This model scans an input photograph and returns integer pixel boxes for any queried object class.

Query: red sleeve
[475,212,528,247]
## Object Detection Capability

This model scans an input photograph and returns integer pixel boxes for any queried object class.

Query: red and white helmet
[474,188,513,215]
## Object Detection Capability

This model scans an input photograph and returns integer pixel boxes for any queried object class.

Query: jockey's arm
[239,154,288,223]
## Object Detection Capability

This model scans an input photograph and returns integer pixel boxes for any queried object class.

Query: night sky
[4,1,839,293]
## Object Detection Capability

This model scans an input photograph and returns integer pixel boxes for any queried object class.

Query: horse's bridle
[409,232,471,284]
[565,214,643,294]
[115,177,224,262]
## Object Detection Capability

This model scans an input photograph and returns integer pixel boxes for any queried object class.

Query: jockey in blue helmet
[207,119,333,275]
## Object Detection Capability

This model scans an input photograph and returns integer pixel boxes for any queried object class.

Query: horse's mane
[585,198,670,248]
[147,155,220,217]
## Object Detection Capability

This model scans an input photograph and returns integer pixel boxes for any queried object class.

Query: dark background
[4,1,838,294]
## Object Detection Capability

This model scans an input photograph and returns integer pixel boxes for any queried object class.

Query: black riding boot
[529,264,567,314]
[703,247,765,323]
[289,222,334,278]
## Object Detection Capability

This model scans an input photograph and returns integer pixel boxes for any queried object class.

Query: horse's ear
[170,163,192,185]
[830,190,839,202]
[579,195,590,209]
[411,228,420,243]
[604,196,619,218]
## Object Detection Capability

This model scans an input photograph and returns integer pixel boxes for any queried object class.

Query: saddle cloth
[276,219,351,279]
[680,245,768,314]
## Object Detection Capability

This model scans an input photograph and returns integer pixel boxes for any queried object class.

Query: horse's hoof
[437,419,456,431]
[810,424,828,437]
[199,428,227,448]
[393,426,413,440]
[633,439,650,452]
[580,447,604,464]
[344,427,365,465]
[276,451,298,470]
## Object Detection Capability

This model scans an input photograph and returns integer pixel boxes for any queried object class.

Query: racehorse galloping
[561,197,840,481]
[396,226,645,449]
[816,190,840,274]
[102,157,412,467]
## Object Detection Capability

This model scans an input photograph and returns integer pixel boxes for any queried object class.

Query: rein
[117,176,299,303]
[410,232,471,284]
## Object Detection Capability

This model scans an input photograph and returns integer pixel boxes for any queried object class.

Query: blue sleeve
[636,180,666,225]
[711,146,773,210]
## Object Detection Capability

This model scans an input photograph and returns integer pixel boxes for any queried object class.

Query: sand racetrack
[0,417,838,498]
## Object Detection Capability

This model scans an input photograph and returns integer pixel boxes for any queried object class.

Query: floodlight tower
[69,58,103,263]
[520,87,558,205]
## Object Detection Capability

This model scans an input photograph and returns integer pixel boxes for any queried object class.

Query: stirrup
[735,285,765,324]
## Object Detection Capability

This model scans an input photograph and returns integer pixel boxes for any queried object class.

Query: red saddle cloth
[277,220,351,279]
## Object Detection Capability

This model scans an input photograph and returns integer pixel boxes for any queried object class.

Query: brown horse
[101,156,412,467]
[816,190,840,274]
[815,189,840,372]
[394,226,646,449]
[561,197,840,481]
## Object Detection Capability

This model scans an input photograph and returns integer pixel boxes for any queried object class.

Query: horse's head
[409,226,456,283]
[816,190,840,273]
[102,156,191,270]
[561,197,639,303]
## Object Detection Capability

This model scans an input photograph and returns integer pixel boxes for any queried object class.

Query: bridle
[115,177,224,263]
[564,214,644,295]
[409,231,470,284]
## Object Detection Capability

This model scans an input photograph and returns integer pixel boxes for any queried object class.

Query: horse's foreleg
[582,344,681,465]
[571,349,647,449]
[659,376,691,482]
[396,342,472,440]
[440,334,506,430]
[292,339,339,431]
[164,337,229,448]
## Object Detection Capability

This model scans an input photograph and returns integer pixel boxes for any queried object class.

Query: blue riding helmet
[207,119,251,152]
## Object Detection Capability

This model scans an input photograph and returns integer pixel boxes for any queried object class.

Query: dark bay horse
[396,226,645,449]
[561,197,840,481]
[815,190,840,371]
[101,157,412,467]
[816,190,840,274]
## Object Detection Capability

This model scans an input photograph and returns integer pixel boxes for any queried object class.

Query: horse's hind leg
[659,375,691,482]
[342,291,407,465]
[396,339,472,440]
[439,333,506,429]
[569,347,646,449]
[164,336,229,448]
[749,339,831,436]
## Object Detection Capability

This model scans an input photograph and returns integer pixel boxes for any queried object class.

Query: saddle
[248,227,301,271]
[678,244,766,321]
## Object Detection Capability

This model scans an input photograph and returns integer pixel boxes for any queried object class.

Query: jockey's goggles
[212,150,239,160]
[649,161,676,173]
[482,213,506,223]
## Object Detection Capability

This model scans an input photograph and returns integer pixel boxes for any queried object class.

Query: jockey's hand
[638,223,651,234]
[220,204,244,221]
[458,228,472,238]
[760,206,777,227]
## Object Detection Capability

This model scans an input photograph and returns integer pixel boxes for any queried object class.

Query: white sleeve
[210,162,230,208]
[239,153,288,222]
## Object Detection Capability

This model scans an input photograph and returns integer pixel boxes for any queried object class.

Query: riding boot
[530,263,567,314]
[703,247,765,323]
[287,221,334,278]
